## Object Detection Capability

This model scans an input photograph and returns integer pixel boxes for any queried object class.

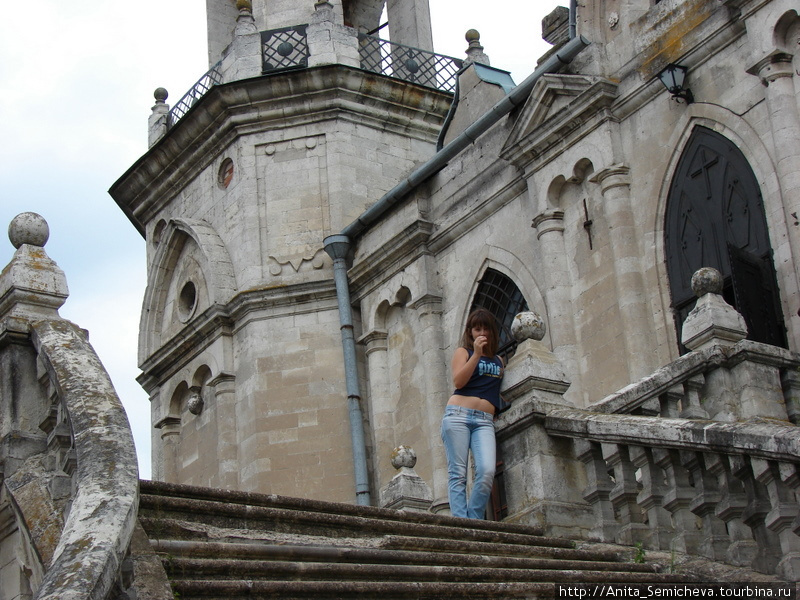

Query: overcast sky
[0,1,560,480]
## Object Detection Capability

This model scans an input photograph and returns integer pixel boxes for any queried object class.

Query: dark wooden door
[665,126,786,349]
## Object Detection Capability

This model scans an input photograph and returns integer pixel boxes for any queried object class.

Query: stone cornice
[348,219,434,302]
[137,279,338,389]
[109,64,452,236]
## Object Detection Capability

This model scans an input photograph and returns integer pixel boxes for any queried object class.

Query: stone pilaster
[590,164,655,381]
[531,209,580,400]
[211,373,238,489]
[359,329,395,491]
[748,52,800,336]
[411,294,449,510]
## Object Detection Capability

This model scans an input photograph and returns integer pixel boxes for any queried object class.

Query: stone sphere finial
[154,87,168,103]
[691,267,723,298]
[236,0,252,11]
[465,29,481,44]
[9,212,49,249]
[511,311,546,342]
[391,445,417,470]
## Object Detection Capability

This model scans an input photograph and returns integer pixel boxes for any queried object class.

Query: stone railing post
[307,0,359,69]
[379,445,433,512]
[495,312,595,537]
[227,0,262,81]
[148,88,170,148]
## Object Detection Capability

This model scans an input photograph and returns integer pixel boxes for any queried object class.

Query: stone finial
[681,267,747,351]
[380,445,433,513]
[9,212,50,249]
[501,311,571,402]
[691,266,722,297]
[149,88,170,147]
[1,213,69,325]
[391,445,417,470]
[464,29,490,66]
[236,0,252,11]
[511,311,546,342]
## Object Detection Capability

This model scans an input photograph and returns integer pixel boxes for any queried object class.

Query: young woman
[441,308,504,519]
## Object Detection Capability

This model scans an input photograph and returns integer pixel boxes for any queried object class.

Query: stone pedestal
[494,317,595,538]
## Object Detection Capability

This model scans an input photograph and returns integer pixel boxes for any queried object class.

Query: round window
[178,281,198,322]
[218,158,234,189]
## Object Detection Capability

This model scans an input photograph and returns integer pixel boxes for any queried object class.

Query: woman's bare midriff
[447,394,495,416]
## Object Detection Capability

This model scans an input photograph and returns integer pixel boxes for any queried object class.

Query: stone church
[3,0,800,596]
[110,0,800,510]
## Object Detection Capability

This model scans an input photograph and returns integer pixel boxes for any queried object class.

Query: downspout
[324,234,372,505]
[324,9,589,506]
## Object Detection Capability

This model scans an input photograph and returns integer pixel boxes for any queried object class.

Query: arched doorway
[665,126,786,350]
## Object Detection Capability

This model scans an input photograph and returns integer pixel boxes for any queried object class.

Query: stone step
[162,556,680,583]
[169,579,557,599]
[139,480,679,600]
[152,539,658,573]
[139,479,551,538]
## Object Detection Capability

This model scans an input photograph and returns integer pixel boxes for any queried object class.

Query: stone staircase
[138,480,684,599]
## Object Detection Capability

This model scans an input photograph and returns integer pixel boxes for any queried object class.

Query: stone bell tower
[110,0,457,505]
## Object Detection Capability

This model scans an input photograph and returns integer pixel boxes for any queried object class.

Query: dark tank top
[452,350,504,411]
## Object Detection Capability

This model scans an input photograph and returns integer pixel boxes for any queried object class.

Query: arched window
[470,268,529,359]
[665,126,786,351]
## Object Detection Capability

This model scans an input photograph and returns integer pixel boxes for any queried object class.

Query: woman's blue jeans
[440,405,496,519]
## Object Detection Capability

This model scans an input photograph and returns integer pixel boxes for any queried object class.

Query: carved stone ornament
[187,386,204,415]
[511,311,546,342]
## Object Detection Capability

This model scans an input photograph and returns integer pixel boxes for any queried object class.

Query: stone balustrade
[497,269,800,581]
[0,214,142,600]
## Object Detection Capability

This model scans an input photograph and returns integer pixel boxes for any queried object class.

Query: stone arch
[168,380,190,418]
[139,219,237,362]
[460,248,548,351]
[773,9,800,51]
[652,107,797,348]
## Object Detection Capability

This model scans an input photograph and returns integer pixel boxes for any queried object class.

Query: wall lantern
[657,63,694,104]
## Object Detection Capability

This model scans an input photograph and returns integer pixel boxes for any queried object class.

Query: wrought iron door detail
[665,126,785,349]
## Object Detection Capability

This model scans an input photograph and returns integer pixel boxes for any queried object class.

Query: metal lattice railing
[262,25,309,74]
[358,33,462,94]
[168,61,223,128]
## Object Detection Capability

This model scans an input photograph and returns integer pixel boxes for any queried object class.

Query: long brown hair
[460,308,500,357]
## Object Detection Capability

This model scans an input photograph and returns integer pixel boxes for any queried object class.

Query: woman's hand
[472,335,488,356]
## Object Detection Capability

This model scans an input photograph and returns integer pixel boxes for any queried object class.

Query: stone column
[412,295,449,511]
[749,52,800,339]
[359,329,396,491]
[156,417,181,483]
[531,209,581,400]
[590,165,654,381]
[212,373,239,489]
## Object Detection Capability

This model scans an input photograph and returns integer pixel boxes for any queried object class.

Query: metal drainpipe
[324,234,372,506]
[325,7,587,507]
